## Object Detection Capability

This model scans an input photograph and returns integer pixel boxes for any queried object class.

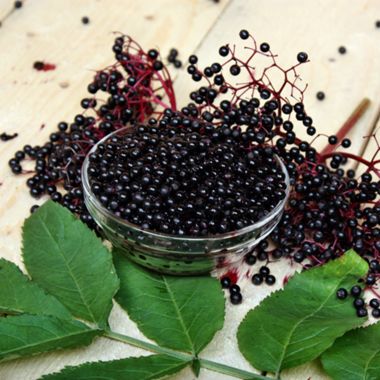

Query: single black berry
[252,273,263,285]
[336,288,348,299]
[356,308,368,318]
[341,138,351,148]
[219,45,229,57]
[338,46,347,55]
[230,64,241,76]
[372,308,380,318]
[259,266,270,276]
[316,91,325,101]
[351,285,362,298]
[353,298,365,309]
[239,29,249,40]
[297,52,308,63]
[260,43,270,53]
[230,292,243,305]
[230,284,241,294]
[265,275,276,285]
[369,298,380,309]
[245,253,257,265]
[220,277,231,289]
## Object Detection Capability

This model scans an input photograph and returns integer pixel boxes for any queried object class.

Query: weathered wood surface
[0,0,379,379]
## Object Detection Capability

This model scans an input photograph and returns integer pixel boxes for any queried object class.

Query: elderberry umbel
[86,124,287,236]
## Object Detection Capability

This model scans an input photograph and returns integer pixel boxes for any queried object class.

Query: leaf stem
[104,330,191,362]
[199,358,270,380]
[104,330,271,380]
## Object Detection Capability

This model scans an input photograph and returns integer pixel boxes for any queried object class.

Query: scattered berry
[230,284,241,294]
[230,292,243,305]
[252,274,263,285]
[356,308,368,318]
[338,46,347,55]
[351,285,362,298]
[336,288,348,300]
[353,298,365,309]
[245,253,257,265]
[265,275,276,285]
[372,308,380,318]
[316,91,325,101]
[220,277,231,289]
[259,266,270,276]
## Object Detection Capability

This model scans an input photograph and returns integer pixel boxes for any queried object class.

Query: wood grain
[0,0,379,379]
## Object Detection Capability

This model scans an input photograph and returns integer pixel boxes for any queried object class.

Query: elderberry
[338,46,347,55]
[356,308,368,318]
[245,253,257,265]
[351,285,362,298]
[265,275,276,285]
[220,277,231,289]
[372,309,380,318]
[297,52,308,63]
[252,273,263,285]
[230,292,243,305]
[316,91,325,100]
[336,288,348,299]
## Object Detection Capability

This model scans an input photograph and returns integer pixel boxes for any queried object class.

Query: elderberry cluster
[87,120,286,236]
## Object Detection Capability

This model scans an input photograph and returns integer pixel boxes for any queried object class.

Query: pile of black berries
[87,119,287,236]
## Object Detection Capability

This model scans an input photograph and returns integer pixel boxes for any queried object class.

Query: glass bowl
[82,127,290,275]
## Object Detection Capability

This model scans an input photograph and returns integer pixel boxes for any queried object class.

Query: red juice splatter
[33,61,56,71]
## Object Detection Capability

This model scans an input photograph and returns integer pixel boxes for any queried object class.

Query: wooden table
[0,0,379,378]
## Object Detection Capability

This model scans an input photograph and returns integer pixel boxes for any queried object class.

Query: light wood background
[0,0,379,379]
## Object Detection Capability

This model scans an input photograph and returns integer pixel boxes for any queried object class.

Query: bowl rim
[81,126,290,242]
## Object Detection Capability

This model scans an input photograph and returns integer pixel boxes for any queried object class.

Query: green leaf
[321,322,380,380]
[0,259,71,319]
[237,250,368,374]
[22,201,119,327]
[0,314,100,362]
[39,354,189,379]
[113,250,225,355]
